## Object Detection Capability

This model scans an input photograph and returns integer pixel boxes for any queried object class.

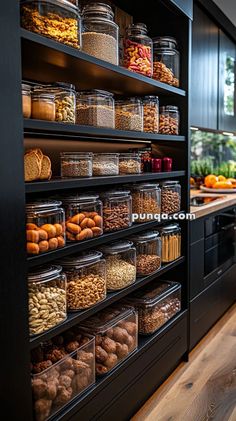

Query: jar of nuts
[161,180,181,214]
[76,90,115,129]
[26,200,66,255]
[159,105,179,135]
[131,183,161,223]
[60,152,93,178]
[22,83,31,118]
[28,265,67,336]
[62,194,103,242]
[101,240,136,290]
[153,37,180,87]
[115,98,143,132]
[101,190,132,232]
[125,281,181,335]
[58,251,106,311]
[93,153,119,176]
[130,230,161,276]
[123,23,153,77]
[80,303,138,376]
[119,153,141,174]
[47,82,76,123]
[161,224,181,263]
[143,96,159,133]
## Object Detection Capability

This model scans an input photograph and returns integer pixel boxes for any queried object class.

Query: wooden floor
[132,304,236,421]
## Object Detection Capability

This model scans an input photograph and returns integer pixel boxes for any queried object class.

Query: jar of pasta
[161,224,181,263]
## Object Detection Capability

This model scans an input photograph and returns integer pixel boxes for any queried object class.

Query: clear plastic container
[131,183,161,223]
[102,190,132,232]
[130,231,161,276]
[143,96,159,133]
[31,332,95,421]
[159,105,179,135]
[119,153,141,174]
[115,98,143,132]
[153,37,180,87]
[81,3,119,65]
[80,304,138,375]
[124,23,153,77]
[161,180,181,214]
[31,88,55,121]
[28,265,67,336]
[62,194,103,241]
[60,152,93,177]
[93,153,119,176]
[48,82,76,123]
[101,240,136,290]
[76,90,115,128]
[161,224,181,263]
[22,83,31,118]
[126,281,181,335]
[21,0,81,49]
[58,251,106,310]
[26,200,66,255]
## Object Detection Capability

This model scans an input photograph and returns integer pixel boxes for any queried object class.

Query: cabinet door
[191,4,218,129]
[218,30,236,131]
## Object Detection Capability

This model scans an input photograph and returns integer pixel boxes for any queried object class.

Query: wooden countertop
[190,189,236,218]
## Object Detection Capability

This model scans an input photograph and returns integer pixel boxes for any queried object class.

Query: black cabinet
[191,3,219,129]
[218,30,236,131]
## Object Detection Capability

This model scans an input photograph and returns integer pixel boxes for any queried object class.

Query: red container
[152,158,162,173]
[163,157,173,172]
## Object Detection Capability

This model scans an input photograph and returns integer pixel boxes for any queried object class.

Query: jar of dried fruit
[143,96,159,133]
[153,36,180,87]
[101,190,132,232]
[130,231,161,276]
[131,183,161,223]
[124,23,153,77]
[161,180,181,214]
[159,105,179,135]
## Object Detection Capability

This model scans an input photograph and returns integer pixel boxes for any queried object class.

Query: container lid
[21,0,79,13]
[57,251,103,268]
[119,153,140,158]
[26,200,62,212]
[153,36,178,49]
[60,152,93,158]
[62,194,99,203]
[32,91,55,100]
[116,97,142,104]
[143,95,159,102]
[80,303,135,332]
[166,105,179,112]
[82,2,114,20]
[77,89,114,98]
[131,230,160,242]
[28,265,63,283]
[133,183,160,190]
[126,23,148,33]
[161,224,180,233]
[51,82,76,92]
[162,180,179,186]
[102,190,130,198]
[101,240,134,254]
[93,153,119,158]
[126,281,180,306]
[22,83,31,92]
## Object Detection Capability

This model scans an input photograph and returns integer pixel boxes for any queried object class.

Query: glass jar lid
[126,23,148,35]
[62,194,99,203]
[162,180,180,186]
[26,200,62,212]
[119,153,140,159]
[58,251,103,268]
[166,105,179,112]
[60,152,93,158]
[133,183,160,190]
[21,0,79,14]
[116,97,142,105]
[51,82,76,92]
[22,83,31,93]
[77,90,114,98]
[153,36,178,49]
[80,304,135,331]
[28,265,63,283]
[161,224,180,233]
[82,2,114,21]
[127,281,179,306]
[102,190,131,198]
[143,95,159,102]
[131,230,160,243]
[32,92,55,101]
[101,240,134,254]
[93,153,119,158]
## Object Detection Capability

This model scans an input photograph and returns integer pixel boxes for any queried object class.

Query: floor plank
[132,304,236,421]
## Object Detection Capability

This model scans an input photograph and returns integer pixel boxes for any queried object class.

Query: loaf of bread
[24,148,52,182]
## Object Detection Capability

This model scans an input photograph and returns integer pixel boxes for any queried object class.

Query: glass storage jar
[161,180,181,214]
[159,105,179,135]
[26,200,65,255]
[58,251,106,310]
[63,194,103,241]
[20,0,81,49]
[161,224,181,262]
[131,183,161,223]
[130,231,161,275]
[93,153,119,176]
[126,281,181,335]
[47,82,76,123]
[115,98,143,131]
[119,153,141,174]
[80,304,138,376]
[22,83,31,118]
[153,37,180,87]
[28,265,67,336]
[31,88,55,121]
[31,332,95,421]
[124,23,153,77]
[81,3,119,65]
[76,90,115,128]
[143,96,159,133]
[60,152,93,177]
[101,190,132,232]
[101,240,136,290]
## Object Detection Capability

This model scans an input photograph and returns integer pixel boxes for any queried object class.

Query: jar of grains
[161,180,181,214]
[101,190,132,232]
[81,2,119,65]
[60,152,93,177]
[101,240,136,290]
[115,98,143,132]
[93,153,119,176]
[124,23,153,77]
[47,82,76,123]
[20,0,81,49]
[58,251,106,310]
[31,88,55,121]
[153,37,180,87]
[22,83,31,118]
[119,153,141,174]
[76,90,115,128]
[159,105,179,135]
[131,183,161,223]
[143,96,159,133]
[130,231,161,276]
[28,265,67,336]
[161,224,181,263]
[62,194,103,242]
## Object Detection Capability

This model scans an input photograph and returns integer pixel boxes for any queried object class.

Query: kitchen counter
[190,189,236,218]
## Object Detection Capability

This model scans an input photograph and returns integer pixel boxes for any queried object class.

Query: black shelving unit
[1,1,192,420]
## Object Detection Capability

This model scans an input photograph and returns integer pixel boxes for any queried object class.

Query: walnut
[34,398,52,421]
[102,337,116,353]
[73,359,89,374]
[95,335,103,346]
[46,380,58,400]
[61,369,75,379]
[96,363,108,375]
[31,378,47,399]
[53,386,73,407]
[32,360,52,374]
[121,322,137,336]
[103,353,118,369]
[125,335,135,350]
[65,341,79,353]
[95,346,108,363]
[106,328,114,339]
[60,356,74,371]
[45,348,66,364]
[112,327,129,343]
[72,374,90,393]
[46,367,60,381]
[79,337,90,346]
[59,374,72,389]
[79,350,94,364]
[116,343,129,359]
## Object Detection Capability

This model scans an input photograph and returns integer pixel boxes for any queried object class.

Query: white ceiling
[213,0,236,28]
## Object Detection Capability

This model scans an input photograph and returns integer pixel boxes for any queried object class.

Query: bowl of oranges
[200,174,236,193]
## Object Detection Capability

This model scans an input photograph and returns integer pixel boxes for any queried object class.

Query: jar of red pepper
[123,23,153,77]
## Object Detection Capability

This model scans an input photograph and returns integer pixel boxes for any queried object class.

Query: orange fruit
[205,174,218,188]
[218,175,226,182]
[227,178,236,185]
[190,177,195,185]
[213,180,233,189]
